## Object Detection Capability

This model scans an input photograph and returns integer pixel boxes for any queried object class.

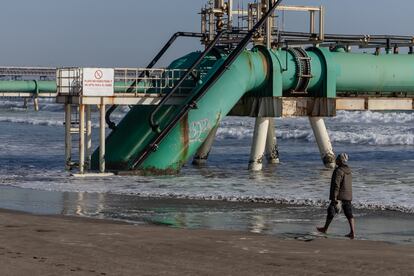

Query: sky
[0,0,412,67]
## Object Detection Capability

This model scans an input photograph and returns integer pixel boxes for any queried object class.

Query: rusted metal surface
[180,113,190,162]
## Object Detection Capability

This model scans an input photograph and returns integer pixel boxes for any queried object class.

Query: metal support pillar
[86,105,92,169]
[79,104,85,174]
[265,119,279,164]
[99,100,106,173]
[248,117,270,171]
[33,96,39,111]
[308,117,335,169]
[192,125,219,165]
[65,104,72,171]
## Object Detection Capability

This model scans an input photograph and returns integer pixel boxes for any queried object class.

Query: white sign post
[82,68,114,96]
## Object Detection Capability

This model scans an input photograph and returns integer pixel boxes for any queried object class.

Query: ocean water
[0,99,413,242]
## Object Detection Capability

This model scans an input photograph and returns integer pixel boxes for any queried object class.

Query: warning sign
[82,68,114,96]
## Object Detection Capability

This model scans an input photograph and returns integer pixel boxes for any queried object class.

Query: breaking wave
[333,110,414,124]
[1,100,413,146]
[0,99,63,112]
[217,111,414,146]
[0,117,64,127]
[216,126,414,146]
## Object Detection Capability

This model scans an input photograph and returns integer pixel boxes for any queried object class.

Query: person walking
[317,153,355,239]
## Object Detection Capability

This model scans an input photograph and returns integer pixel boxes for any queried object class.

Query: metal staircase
[131,0,284,169]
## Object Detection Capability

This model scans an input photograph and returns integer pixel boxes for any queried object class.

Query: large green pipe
[0,80,56,93]
[2,47,414,173]
[91,52,233,171]
[332,51,414,92]
[92,47,414,173]
[0,81,148,94]
[92,49,270,172]
[2,50,414,97]
[273,48,414,95]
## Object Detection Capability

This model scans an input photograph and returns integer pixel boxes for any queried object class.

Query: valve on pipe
[214,0,225,31]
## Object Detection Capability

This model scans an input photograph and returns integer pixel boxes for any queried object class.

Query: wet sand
[0,209,413,275]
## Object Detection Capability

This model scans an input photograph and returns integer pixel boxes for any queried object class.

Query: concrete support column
[86,105,92,170]
[265,119,279,164]
[308,116,335,168]
[99,100,106,173]
[33,96,39,111]
[248,117,270,171]
[192,125,219,165]
[79,104,85,174]
[64,104,72,171]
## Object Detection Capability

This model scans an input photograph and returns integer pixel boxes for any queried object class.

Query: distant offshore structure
[0,0,413,176]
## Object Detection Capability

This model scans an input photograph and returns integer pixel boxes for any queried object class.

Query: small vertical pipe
[264,0,272,49]
[79,104,85,174]
[248,4,253,30]
[248,117,270,171]
[193,125,219,165]
[318,6,324,41]
[86,105,92,170]
[214,0,224,9]
[386,38,391,54]
[308,117,335,169]
[265,119,279,164]
[309,10,315,34]
[209,12,215,42]
[393,46,399,54]
[227,0,233,30]
[65,103,72,171]
[99,99,106,173]
[201,11,207,35]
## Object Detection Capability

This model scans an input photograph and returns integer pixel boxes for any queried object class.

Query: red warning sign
[82,68,114,96]
[94,70,103,80]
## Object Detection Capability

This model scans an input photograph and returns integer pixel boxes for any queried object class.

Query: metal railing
[56,67,199,96]
[105,32,206,130]
[115,68,198,95]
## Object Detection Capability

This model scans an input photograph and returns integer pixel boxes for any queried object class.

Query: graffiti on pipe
[189,118,211,143]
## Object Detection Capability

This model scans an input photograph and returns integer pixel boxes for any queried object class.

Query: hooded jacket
[329,164,352,201]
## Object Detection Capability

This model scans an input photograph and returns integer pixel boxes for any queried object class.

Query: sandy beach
[0,208,413,276]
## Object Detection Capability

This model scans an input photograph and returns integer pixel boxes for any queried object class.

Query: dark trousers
[327,200,353,220]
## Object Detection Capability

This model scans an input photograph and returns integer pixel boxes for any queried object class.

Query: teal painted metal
[2,50,414,98]
[2,47,414,173]
[90,50,269,172]
[272,48,414,97]
[0,80,148,94]
[0,80,56,93]
[140,50,268,171]
[307,47,336,98]
[91,47,414,173]
[90,51,219,171]
[333,52,414,93]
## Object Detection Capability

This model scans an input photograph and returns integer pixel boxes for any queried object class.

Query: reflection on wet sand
[0,185,413,244]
